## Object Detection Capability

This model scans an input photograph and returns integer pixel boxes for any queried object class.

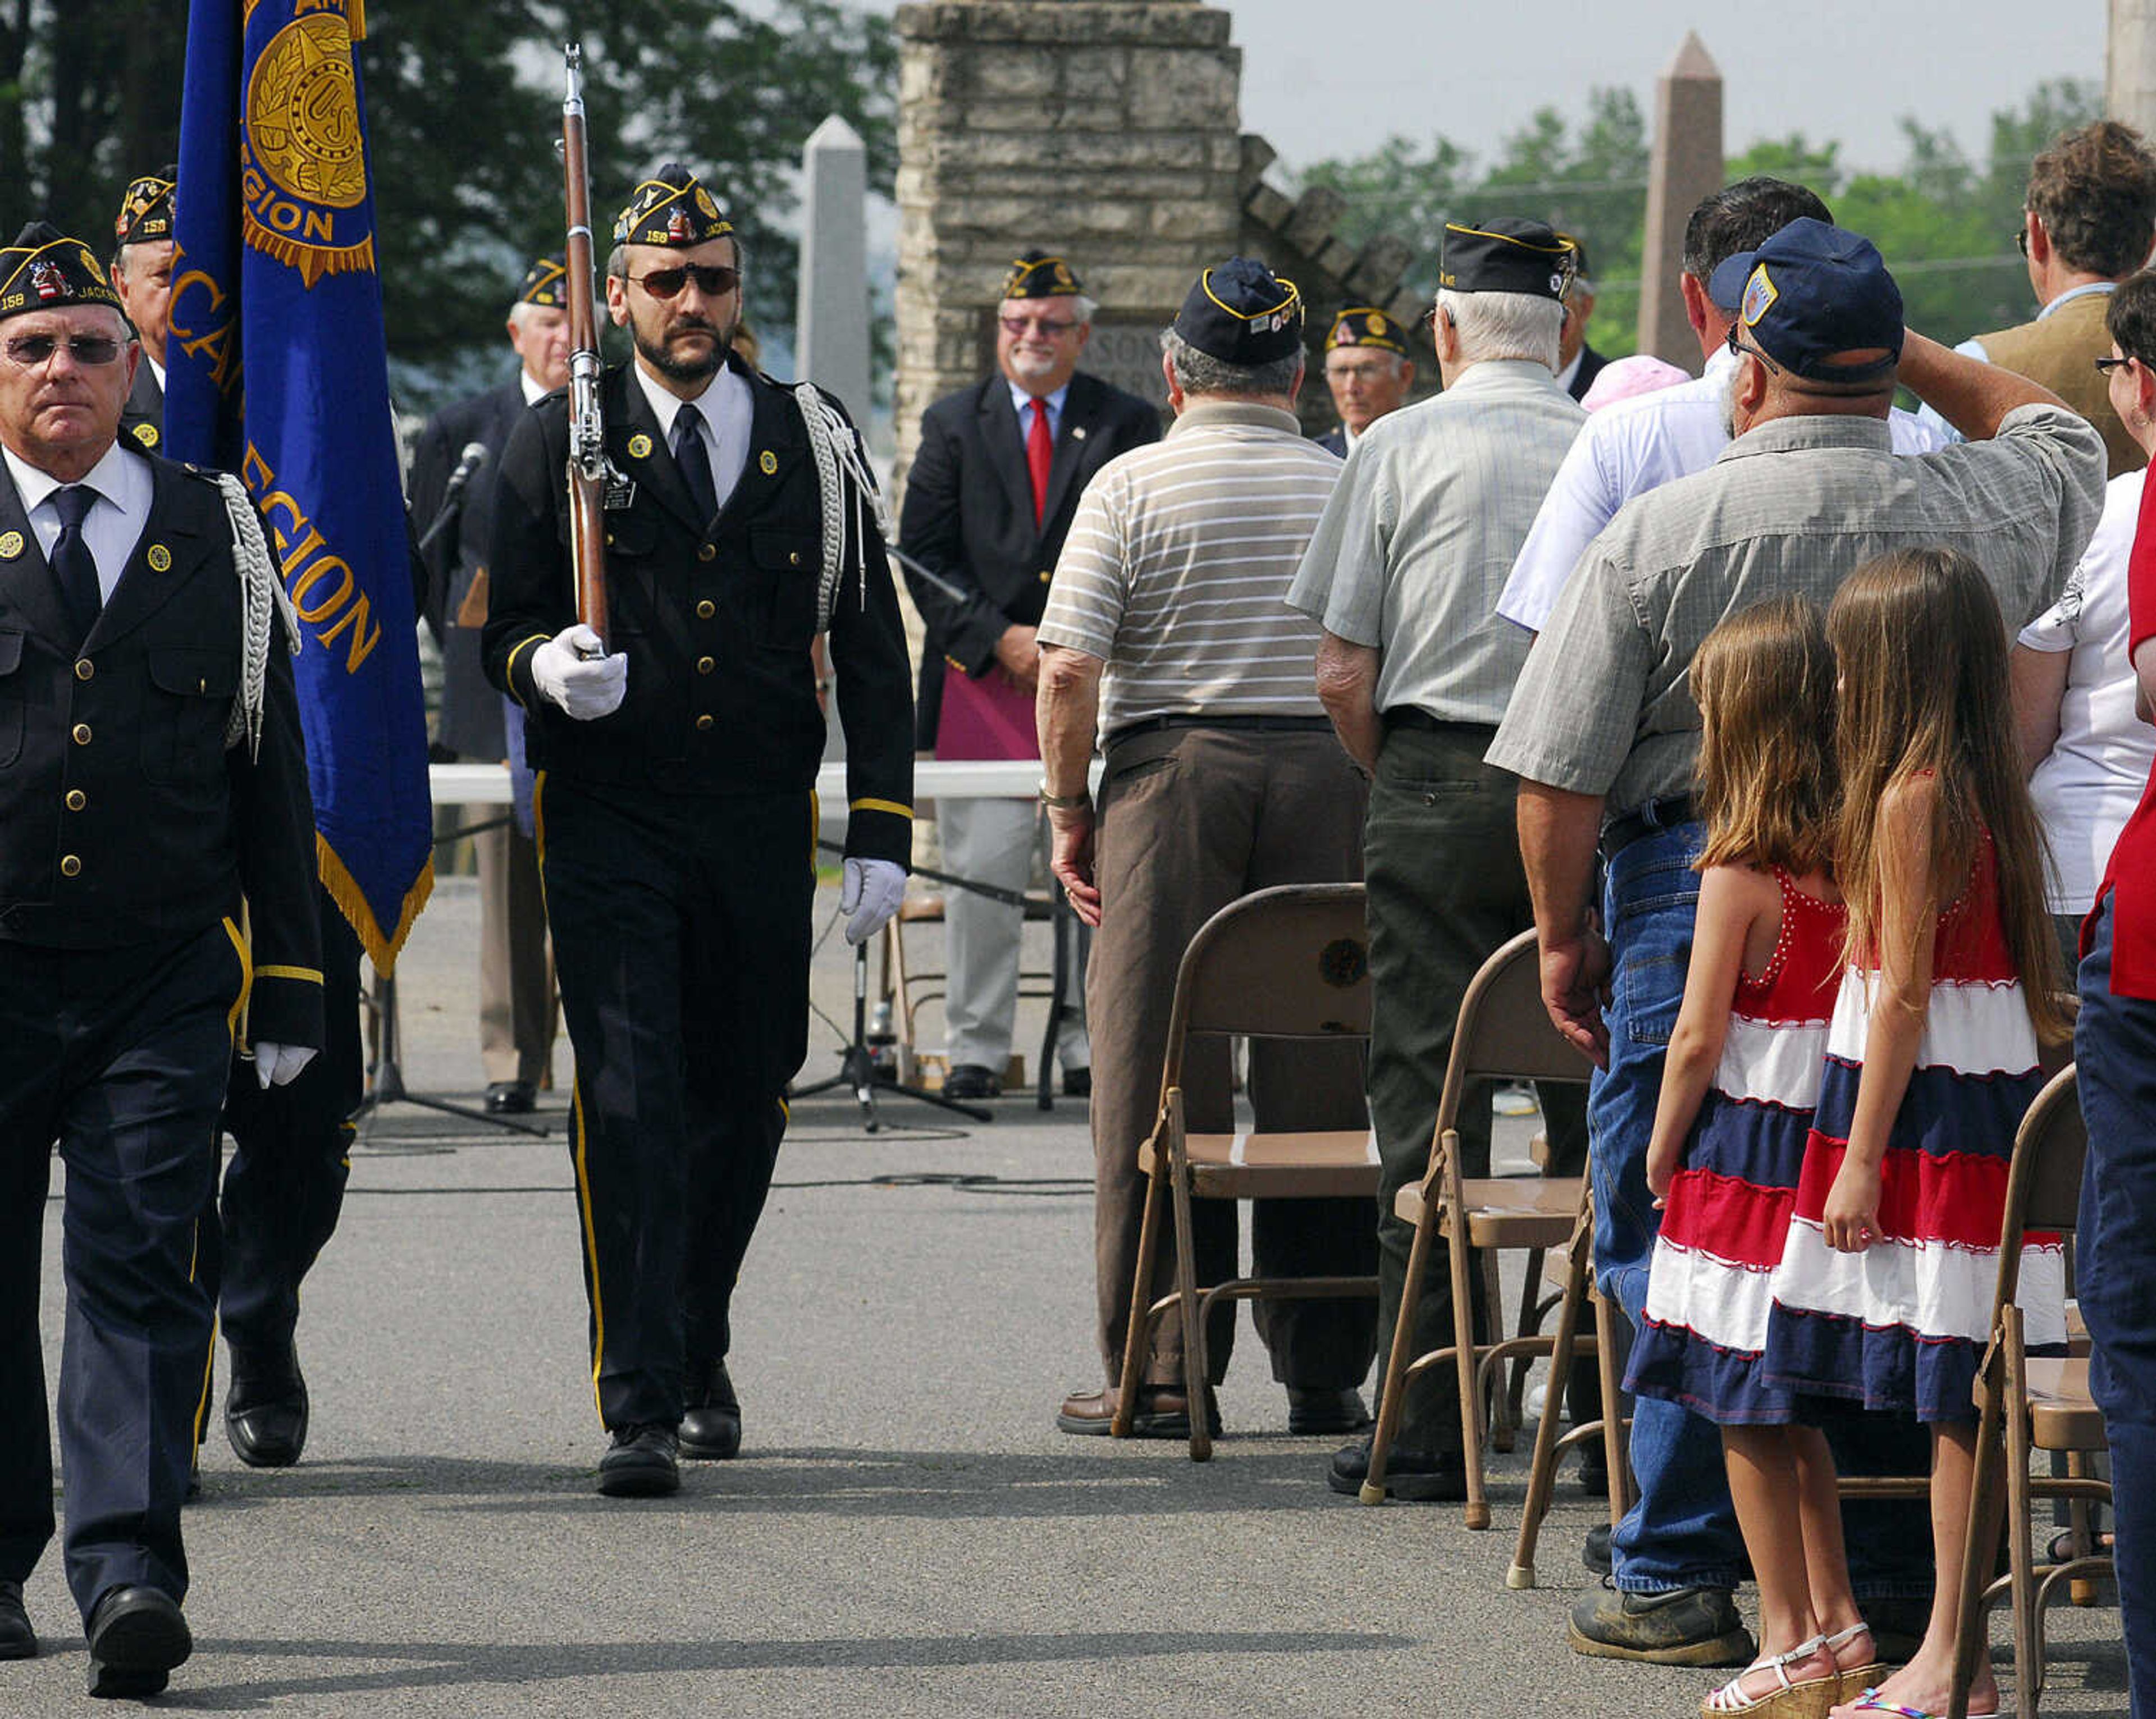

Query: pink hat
[1581,354,1692,412]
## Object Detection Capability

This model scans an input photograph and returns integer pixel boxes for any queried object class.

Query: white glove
[253,1042,317,1089]
[841,857,907,946]
[531,624,627,720]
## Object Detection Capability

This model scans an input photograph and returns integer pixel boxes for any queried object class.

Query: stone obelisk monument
[1636,33,1725,368]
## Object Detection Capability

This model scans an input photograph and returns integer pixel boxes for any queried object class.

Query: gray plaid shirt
[1486,404,2107,817]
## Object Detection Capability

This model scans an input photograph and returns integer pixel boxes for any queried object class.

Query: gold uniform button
[697,543,716,563]
[73,659,93,682]
[788,551,802,566]
[64,789,85,811]
[71,723,90,745]
[59,855,80,877]
[696,600,715,620]
[696,656,715,675]
[695,714,714,731]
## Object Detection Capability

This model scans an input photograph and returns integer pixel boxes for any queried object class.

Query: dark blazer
[1312,426,1348,458]
[483,351,915,865]
[1566,342,1610,403]
[0,448,321,1043]
[898,369,1159,749]
[410,375,529,758]
[120,360,163,455]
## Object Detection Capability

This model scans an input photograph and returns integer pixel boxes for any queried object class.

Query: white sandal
[1702,1633,1838,1717]
[1822,1620,1885,1702]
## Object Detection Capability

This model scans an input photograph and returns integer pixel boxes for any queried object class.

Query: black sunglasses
[2,333,125,368]
[626,264,740,300]
[2096,355,2137,375]
[1725,325,1782,374]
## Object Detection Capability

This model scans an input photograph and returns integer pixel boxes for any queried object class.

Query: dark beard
[634,318,728,383]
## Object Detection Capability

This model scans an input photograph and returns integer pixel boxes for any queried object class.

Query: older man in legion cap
[109,167,175,452]
[0,221,320,1694]
[1289,217,1592,1505]
[898,249,1158,1102]
[1037,256,1378,1442]
[1313,307,1416,456]
[409,256,569,1117]
[485,164,914,1498]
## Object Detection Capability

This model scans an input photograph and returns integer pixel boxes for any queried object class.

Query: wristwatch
[1038,780,1091,810]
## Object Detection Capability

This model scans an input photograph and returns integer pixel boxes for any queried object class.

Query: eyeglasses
[1725,325,1782,374]
[625,264,740,300]
[2015,226,2030,258]
[2,333,126,368]
[2096,355,2136,375]
[998,316,1080,339]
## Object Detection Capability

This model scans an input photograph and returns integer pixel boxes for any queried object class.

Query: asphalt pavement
[19,875,2130,1714]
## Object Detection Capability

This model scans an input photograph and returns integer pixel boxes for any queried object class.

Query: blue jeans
[1596,819,1931,1598]
[2076,897,2156,1718]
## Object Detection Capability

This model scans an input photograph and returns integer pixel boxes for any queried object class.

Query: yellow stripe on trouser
[532,769,606,1420]
[221,915,252,1041]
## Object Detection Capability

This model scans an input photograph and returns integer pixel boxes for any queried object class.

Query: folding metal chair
[1112,883,1381,1461]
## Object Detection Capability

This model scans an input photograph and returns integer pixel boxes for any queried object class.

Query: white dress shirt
[632,358,752,514]
[1498,344,1949,633]
[3,437,153,603]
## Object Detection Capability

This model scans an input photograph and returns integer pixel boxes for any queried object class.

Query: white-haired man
[1287,217,1590,1503]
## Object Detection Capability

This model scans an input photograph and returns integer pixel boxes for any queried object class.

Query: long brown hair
[1826,548,2068,1042]
[1691,595,1838,876]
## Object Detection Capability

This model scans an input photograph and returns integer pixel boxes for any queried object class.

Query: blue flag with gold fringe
[168,0,432,971]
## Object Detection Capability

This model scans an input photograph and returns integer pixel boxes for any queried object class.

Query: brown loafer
[1056,1384,1221,1438]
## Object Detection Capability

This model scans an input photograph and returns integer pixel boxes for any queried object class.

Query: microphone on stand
[417,441,490,555]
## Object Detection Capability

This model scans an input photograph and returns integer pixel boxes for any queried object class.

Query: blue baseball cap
[1708,217,1903,385]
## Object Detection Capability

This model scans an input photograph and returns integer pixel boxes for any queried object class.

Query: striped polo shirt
[1036,399,1341,740]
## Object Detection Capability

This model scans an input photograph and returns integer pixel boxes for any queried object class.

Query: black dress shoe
[597,1424,680,1497]
[485,1081,537,1114]
[84,1585,190,1698]
[679,1360,742,1460]
[1286,1387,1372,1436]
[1326,1435,1467,1501]
[1060,1068,1091,1099]
[942,1063,1002,1100]
[0,1579,34,1659]
[226,1339,308,1468]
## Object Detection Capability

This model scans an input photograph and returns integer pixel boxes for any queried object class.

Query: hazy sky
[1211,1,2107,181]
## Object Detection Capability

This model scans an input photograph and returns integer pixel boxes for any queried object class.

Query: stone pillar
[892,0,1244,501]
[1636,32,1723,368]
[796,115,871,414]
[2112,0,2156,138]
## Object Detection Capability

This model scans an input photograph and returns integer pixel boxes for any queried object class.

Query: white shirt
[2020,466,2155,913]
[1497,344,1949,633]
[631,358,752,515]
[519,367,548,405]
[1552,349,1583,396]
[145,354,166,395]
[1007,377,1070,442]
[3,437,152,602]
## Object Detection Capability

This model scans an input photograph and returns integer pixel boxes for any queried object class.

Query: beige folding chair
[1944,1064,2113,1719]
[1507,1183,1633,1586]
[1112,883,1381,1461]
[1360,929,1593,1529]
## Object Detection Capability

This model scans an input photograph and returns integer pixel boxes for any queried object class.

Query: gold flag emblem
[241,1,376,288]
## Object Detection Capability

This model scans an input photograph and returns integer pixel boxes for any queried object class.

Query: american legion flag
[167,0,432,971]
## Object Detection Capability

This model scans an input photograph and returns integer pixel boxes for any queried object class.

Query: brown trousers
[1087,724,1379,1389]
[476,821,558,1087]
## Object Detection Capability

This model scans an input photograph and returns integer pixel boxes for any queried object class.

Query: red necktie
[1026,397,1052,527]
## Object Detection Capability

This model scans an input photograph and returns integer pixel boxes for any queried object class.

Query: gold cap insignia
[131,422,159,449]
[759,450,778,474]
[0,531,22,559]
[627,432,654,460]
[147,543,172,572]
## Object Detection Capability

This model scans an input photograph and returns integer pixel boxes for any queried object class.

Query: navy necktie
[49,484,101,648]
[673,404,719,524]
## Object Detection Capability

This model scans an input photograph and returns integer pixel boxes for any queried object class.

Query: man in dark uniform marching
[105,167,364,1479]
[485,165,914,1497]
[899,250,1157,1101]
[409,255,567,1114]
[0,223,320,1695]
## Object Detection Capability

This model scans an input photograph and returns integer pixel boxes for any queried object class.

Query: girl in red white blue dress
[1763,549,2071,1719]
[1630,596,1879,1718]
